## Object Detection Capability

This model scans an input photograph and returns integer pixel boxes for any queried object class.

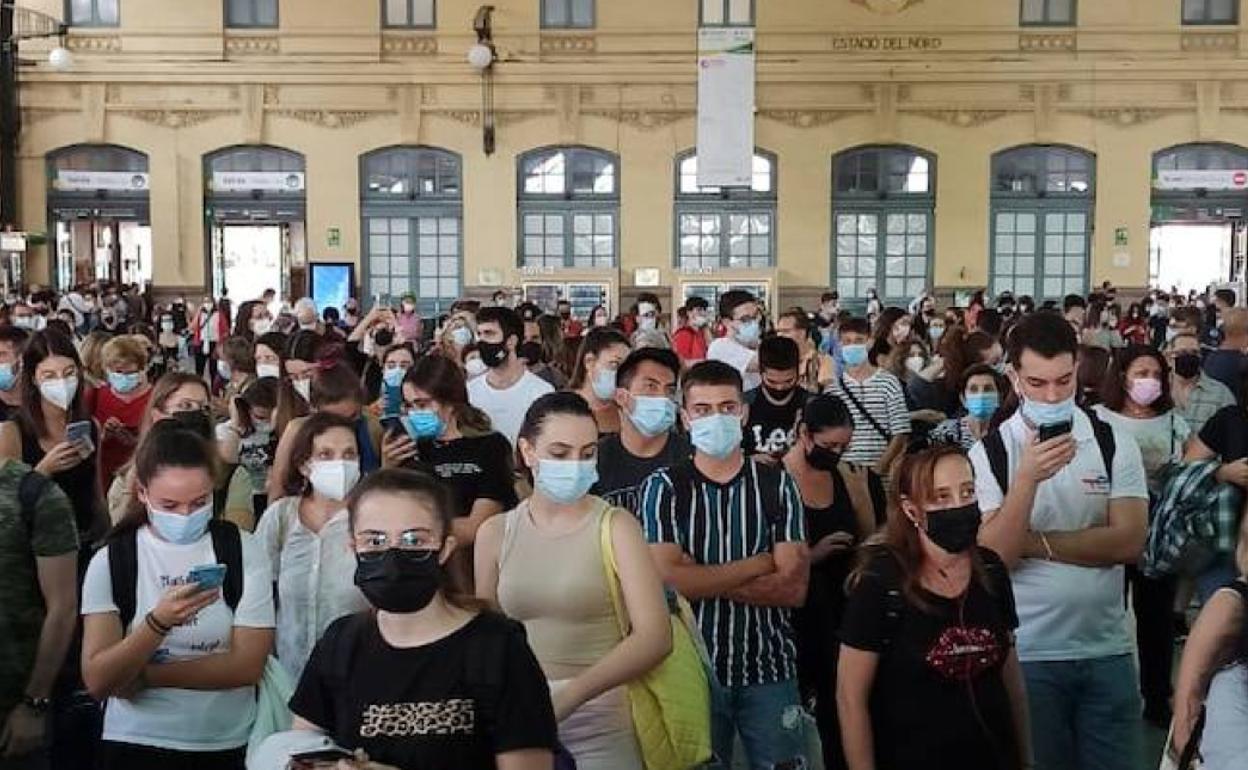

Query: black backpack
[107,519,244,628]
[980,408,1116,494]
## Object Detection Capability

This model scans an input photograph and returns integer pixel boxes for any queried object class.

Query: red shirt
[672,326,709,363]
[92,384,152,488]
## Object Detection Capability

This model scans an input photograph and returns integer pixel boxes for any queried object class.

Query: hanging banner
[211,171,306,193]
[697,27,755,188]
[54,171,149,192]
[1154,169,1248,191]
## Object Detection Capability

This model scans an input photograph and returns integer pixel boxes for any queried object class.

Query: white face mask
[465,358,488,377]
[256,363,281,380]
[293,378,311,401]
[39,376,78,410]
[307,459,360,501]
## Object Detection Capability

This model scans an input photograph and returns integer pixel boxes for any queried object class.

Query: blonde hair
[102,334,150,371]
[77,331,112,383]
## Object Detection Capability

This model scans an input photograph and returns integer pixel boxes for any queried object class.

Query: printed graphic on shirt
[1079,474,1110,495]
[924,625,1004,681]
[360,699,476,737]
[749,425,795,456]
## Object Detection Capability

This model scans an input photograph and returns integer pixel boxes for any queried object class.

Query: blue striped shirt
[639,459,805,687]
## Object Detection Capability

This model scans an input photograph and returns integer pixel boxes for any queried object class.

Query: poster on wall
[696,26,755,188]
[308,262,355,315]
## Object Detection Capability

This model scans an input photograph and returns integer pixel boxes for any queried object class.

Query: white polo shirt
[969,408,1147,663]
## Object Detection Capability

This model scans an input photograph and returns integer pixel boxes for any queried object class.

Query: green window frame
[518,146,618,269]
[226,0,278,28]
[674,149,776,269]
[541,0,594,29]
[66,0,119,26]
[700,0,754,27]
[1020,0,1075,26]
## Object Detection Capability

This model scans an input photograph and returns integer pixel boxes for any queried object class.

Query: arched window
[990,145,1095,300]
[517,146,619,269]
[674,150,776,269]
[832,146,934,303]
[361,147,463,313]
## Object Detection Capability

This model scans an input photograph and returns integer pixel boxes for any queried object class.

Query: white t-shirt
[707,336,761,391]
[1092,405,1190,493]
[969,409,1148,663]
[467,369,554,445]
[81,525,275,751]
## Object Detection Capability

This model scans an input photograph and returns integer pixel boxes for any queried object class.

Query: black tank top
[19,419,102,537]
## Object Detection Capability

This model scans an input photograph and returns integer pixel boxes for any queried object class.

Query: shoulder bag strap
[108,529,140,629]
[839,377,890,441]
[598,505,630,638]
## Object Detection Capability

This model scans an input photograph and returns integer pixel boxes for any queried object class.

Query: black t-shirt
[742,387,808,456]
[592,432,692,515]
[1199,405,1248,462]
[839,546,1021,770]
[290,611,557,770]
[408,433,519,517]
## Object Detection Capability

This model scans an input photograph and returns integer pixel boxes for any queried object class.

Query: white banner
[697,27,755,188]
[211,171,306,193]
[0,233,27,252]
[54,171,149,192]
[1154,169,1248,191]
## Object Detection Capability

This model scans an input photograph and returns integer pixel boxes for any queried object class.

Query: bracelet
[145,611,171,637]
[1038,532,1055,561]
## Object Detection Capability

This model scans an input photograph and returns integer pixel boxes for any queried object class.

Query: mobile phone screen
[1038,421,1073,442]
[187,564,227,591]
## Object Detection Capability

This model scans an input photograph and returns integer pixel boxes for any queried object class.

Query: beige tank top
[496,498,623,679]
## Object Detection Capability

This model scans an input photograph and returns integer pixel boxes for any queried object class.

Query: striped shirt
[825,369,911,467]
[639,459,805,688]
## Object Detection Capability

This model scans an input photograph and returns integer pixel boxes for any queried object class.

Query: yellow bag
[600,507,713,770]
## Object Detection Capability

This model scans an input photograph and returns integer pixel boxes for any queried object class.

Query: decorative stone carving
[1064,108,1176,127]
[263,85,281,105]
[582,109,690,129]
[912,109,1009,127]
[849,0,923,14]
[1019,32,1076,52]
[117,109,223,129]
[381,34,438,55]
[66,35,121,53]
[540,35,596,54]
[272,110,379,129]
[225,35,280,55]
[1181,32,1238,52]
[759,109,861,128]
[437,110,482,127]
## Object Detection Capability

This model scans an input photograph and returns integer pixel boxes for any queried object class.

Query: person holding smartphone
[255,412,368,683]
[80,420,275,770]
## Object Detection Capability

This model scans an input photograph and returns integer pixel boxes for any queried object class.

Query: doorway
[53,218,152,288]
[1150,223,1237,294]
[210,221,305,304]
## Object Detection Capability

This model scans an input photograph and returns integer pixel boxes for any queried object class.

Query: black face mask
[806,445,841,472]
[354,548,442,613]
[517,341,544,364]
[373,328,395,348]
[478,340,510,368]
[1174,353,1202,380]
[763,385,795,403]
[559,311,571,320]
[921,502,982,554]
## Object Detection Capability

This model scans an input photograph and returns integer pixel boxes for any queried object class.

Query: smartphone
[66,420,94,456]
[187,563,227,591]
[1038,420,1073,442]
[289,747,355,764]
[380,415,403,437]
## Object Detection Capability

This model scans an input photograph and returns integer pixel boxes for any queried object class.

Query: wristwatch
[21,695,50,713]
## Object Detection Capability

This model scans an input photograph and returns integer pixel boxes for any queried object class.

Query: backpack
[107,519,245,628]
[981,408,1116,495]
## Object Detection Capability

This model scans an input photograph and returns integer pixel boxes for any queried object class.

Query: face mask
[1165,327,1179,343]
[256,363,281,380]
[383,366,406,388]
[591,367,617,400]
[1173,353,1201,379]
[402,302,416,313]
[217,361,232,381]
[518,341,544,364]
[404,409,444,440]
[929,326,945,342]
[148,502,213,545]
[535,458,598,504]
[806,445,841,472]
[161,320,174,332]
[451,326,473,347]
[354,549,441,613]
[478,340,508,368]
[12,316,34,330]
[593,315,608,328]
[1020,393,1075,428]
[763,384,794,402]
[108,371,142,394]
[842,344,868,368]
[905,356,925,374]
[251,319,272,335]
[917,502,982,555]
[465,358,488,377]
[690,313,709,329]
[373,329,395,348]
[252,419,273,435]
[1128,377,1163,407]
[39,376,78,410]
[626,395,676,437]
[559,310,571,320]
[965,391,1000,421]
[734,319,761,346]
[0,363,14,391]
[308,459,360,500]
[638,316,657,331]
[690,413,743,459]
[293,378,311,401]
[299,321,317,332]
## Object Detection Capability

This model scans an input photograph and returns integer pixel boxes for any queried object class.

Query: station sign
[1154,169,1248,191]
[54,171,149,192]
[211,171,306,193]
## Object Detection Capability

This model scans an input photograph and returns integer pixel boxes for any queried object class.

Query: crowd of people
[0,277,1246,770]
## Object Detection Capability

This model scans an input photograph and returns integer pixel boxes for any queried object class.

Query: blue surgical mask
[965,392,1000,421]
[383,366,405,388]
[0,362,16,391]
[108,371,141,394]
[148,502,213,545]
[735,319,761,346]
[1021,393,1075,427]
[535,458,598,504]
[929,326,945,342]
[591,367,617,400]
[690,413,743,459]
[451,326,474,347]
[217,361,232,381]
[627,395,677,437]
[842,344,868,368]
[404,409,445,440]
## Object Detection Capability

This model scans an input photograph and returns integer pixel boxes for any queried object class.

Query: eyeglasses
[354,529,442,554]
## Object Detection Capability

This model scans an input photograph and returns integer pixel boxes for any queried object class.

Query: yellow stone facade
[11,0,1248,308]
